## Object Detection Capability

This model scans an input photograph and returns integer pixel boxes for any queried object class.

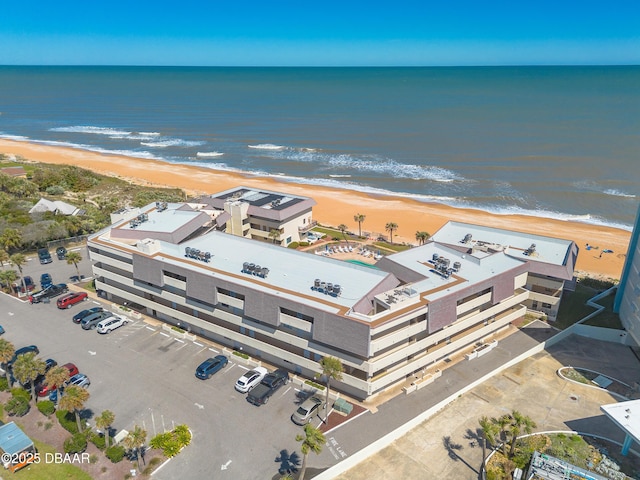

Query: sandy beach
[0,138,630,279]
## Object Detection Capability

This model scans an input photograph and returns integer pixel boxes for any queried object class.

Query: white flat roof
[432,221,573,267]
[601,400,640,445]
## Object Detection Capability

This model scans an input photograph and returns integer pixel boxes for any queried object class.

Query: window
[217,287,245,301]
[280,307,314,324]
[163,271,186,282]
[542,303,552,309]
[286,236,292,245]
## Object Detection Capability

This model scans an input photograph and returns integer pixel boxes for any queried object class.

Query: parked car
[195,355,228,380]
[8,345,40,367]
[291,396,325,425]
[25,359,58,391]
[96,314,128,334]
[246,368,290,406]
[0,325,4,335]
[37,362,78,397]
[56,246,67,260]
[66,373,90,389]
[29,283,68,304]
[13,276,35,294]
[56,292,89,309]
[81,311,114,330]
[40,273,52,288]
[37,248,52,265]
[72,306,104,324]
[235,367,268,393]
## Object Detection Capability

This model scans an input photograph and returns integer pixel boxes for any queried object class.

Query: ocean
[0,66,638,229]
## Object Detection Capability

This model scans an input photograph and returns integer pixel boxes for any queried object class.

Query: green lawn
[555,284,622,330]
[14,440,92,480]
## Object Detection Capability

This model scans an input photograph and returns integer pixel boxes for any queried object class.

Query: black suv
[73,306,104,324]
[29,283,68,304]
[56,246,67,260]
[246,368,290,406]
[37,248,53,265]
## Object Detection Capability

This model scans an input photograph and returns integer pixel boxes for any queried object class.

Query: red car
[56,292,88,309]
[37,362,79,397]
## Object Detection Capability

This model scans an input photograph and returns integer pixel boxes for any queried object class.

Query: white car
[96,314,128,334]
[235,366,268,393]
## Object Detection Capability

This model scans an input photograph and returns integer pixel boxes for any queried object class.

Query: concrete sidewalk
[331,335,639,480]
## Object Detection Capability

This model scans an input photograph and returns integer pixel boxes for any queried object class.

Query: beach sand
[0,139,630,279]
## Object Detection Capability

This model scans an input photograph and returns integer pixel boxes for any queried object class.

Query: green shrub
[287,242,300,249]
[171,326,185,333]
[10,387,31,401]
[5,396,30,417]
[64,433,87,454]
[304,380,326,390]
[232,350,249,359]
[150,425,192,458]
[173,425,192,446]
[298,241,310,247]
[105,445,126,463]
[89,432,106,450]
[45,185,66,195]
[37,400,56,416]
[0,377,9,391]
[56,409,79,434]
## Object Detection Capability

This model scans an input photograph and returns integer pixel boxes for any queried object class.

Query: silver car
[291,396,325,425]
[235,367,268,393]
[66,373,90,389]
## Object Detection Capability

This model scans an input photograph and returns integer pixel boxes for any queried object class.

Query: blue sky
[1,1,638,66]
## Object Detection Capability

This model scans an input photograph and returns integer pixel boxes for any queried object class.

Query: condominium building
[614,204,640,344]
[89,198,577,400]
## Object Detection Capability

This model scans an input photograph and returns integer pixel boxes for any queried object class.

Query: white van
[96,314,128,334]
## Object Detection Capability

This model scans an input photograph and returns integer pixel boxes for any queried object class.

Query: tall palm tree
[9,253,28,296]
[65,250,83,280]
[353,213,366,238]
[0,339,16,386]
[124,425,147,472]
[95,410,116,449]
[415,231,431,245]
[507,411,536,457]
[385,222,398,244]
[0,228,22,254]
[337,224,349,246]
[59,385,90,432]
[0,250,9,270]
[478,415,500,469]
[269,229,281,245]
[317,356,343,423]
[295,423,325,480]
[12,352,46,403]
[45,366,71,401]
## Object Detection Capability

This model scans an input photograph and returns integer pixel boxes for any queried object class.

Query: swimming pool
[345,259,379,269]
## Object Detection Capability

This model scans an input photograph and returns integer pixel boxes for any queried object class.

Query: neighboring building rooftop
[29,198,83,216]
[0,166,27,177]
[0,422,33,456]
[198,186,316,221]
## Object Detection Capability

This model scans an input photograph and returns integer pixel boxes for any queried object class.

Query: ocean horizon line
[1,64,639,69]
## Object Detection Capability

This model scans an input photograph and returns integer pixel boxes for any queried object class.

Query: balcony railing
[298,220,318,233]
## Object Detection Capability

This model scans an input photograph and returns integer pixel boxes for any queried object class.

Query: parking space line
[91,300,101,305]
[159,332,170,337]
[145,326,156,331]
[281,386,292,397]
[193,341,203,347]
[221,363,236,375]
[236,364,249,371]
[208,347,219,353]
[175,338,185,343]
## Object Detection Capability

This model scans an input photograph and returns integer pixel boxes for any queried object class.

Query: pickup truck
[246,368,289,406]
[29,283,68,304]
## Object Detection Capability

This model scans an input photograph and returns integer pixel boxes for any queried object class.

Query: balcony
[298,220,318,233]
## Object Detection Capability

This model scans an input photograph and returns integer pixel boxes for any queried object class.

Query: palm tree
[353,213,366,238]
[269,228,281,245]
[45,366,71,401]
[0,269,18,293]
[337,224,349,246]
[415,231,431,245]
[59,385,90,432]
[506,411,536,457]
[12,352,46,403]
[0,228,22,254]
[385,222,398,244]
[124,425,147,472]
[9,253,28,297]
[478,415,500,469]
[317,356,343,423]
[65,250,83,280]
[96,410,116,449]
[0,339,16,386]
[0,250,9,270]
[295,423,325,480]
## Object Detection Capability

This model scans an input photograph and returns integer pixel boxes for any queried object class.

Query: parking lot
[2,250,338,480]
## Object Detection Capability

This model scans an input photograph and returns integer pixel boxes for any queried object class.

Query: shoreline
[0,138,630,279]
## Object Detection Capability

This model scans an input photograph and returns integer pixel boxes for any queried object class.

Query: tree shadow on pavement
[275,449,300,477]
[443,435,479,476]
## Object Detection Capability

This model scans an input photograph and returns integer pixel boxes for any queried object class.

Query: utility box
[333,398,352,415]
